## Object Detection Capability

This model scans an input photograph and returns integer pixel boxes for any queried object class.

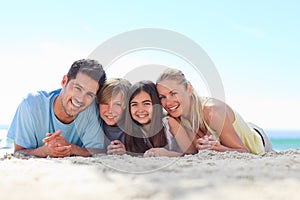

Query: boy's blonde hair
[97,78,131,109]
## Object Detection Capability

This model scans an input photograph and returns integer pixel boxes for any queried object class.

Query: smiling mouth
[136,114,148,118]
[71,98,83,109]
[168,105,179,111]
[105,115,118,119]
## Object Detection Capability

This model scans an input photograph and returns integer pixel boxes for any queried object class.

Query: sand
[0,148,299,200]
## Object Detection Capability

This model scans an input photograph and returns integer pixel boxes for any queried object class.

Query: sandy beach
[0,148,299,200]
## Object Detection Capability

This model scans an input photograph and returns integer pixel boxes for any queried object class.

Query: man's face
[61,72,99,119]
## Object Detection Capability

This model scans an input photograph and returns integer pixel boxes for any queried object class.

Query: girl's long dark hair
[123,80,167,154]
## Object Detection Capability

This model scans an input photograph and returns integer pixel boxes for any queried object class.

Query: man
[7,59,107,157]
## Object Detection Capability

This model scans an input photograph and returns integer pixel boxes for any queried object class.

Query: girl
[156,68,273,155]
[124,80,193,157]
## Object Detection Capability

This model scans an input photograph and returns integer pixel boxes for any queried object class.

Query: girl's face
[99,92,124,126]
[156,79,191,118]
[130,91,153,125]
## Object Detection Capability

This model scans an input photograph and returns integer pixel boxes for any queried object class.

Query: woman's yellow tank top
[201,97,265,155]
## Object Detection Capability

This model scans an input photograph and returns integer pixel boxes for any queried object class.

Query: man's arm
[43,131,105,157]
[14,131,72,158]
[14,142,51,158]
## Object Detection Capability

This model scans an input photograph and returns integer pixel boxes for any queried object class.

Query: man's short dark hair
[67,59,107,92]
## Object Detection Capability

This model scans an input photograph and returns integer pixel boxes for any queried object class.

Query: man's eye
[87,93,95,99]
[74,86,81,92]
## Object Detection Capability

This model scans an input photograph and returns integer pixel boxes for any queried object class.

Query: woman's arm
[196,98,250,153]
[167,117,198,154]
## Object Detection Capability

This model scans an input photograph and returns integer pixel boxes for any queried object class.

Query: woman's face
[130,91,153,125]
[156,79,191,118]
[99,92,124,126]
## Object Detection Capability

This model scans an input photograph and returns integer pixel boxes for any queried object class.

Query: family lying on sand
[7,59,273,158]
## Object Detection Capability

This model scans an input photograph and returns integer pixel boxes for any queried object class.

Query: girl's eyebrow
[130,100,152,104]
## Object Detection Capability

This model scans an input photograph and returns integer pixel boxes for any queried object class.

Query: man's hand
[42,130,72,157]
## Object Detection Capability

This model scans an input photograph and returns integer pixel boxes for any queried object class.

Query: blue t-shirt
[7,89,104,149]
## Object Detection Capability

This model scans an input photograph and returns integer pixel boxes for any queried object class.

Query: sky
[0,0,299,130]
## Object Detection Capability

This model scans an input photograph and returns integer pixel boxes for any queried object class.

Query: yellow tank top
[232,111,265,155]
[201,97,265,155]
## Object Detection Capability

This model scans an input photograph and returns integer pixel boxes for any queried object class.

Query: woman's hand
[195,135,221,151]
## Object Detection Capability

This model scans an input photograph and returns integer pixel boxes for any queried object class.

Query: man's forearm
[15,144,106,158]
[15,145,49,158]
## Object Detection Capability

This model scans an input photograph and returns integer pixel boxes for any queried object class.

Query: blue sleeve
[7,99,39,148]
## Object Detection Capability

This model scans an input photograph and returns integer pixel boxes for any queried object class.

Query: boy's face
[99,92,124,126]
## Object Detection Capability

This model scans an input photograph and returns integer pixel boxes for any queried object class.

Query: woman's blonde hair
[156,68,207,134]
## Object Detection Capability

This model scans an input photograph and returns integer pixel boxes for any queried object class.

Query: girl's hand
[144,148,182,157]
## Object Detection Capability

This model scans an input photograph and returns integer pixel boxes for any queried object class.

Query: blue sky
[0,0,299,130]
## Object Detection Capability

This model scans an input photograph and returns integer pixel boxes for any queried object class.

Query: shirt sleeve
[7,99,38,148]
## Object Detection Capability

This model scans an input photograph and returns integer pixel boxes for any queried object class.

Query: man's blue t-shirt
[7,89,104,149]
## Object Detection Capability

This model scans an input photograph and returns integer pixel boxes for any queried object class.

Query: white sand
[0,148,300,200]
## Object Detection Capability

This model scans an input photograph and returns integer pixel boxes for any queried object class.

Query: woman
[156,68,273,155]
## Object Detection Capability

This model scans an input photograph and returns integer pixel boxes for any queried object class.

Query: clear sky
[0,0,299,130]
